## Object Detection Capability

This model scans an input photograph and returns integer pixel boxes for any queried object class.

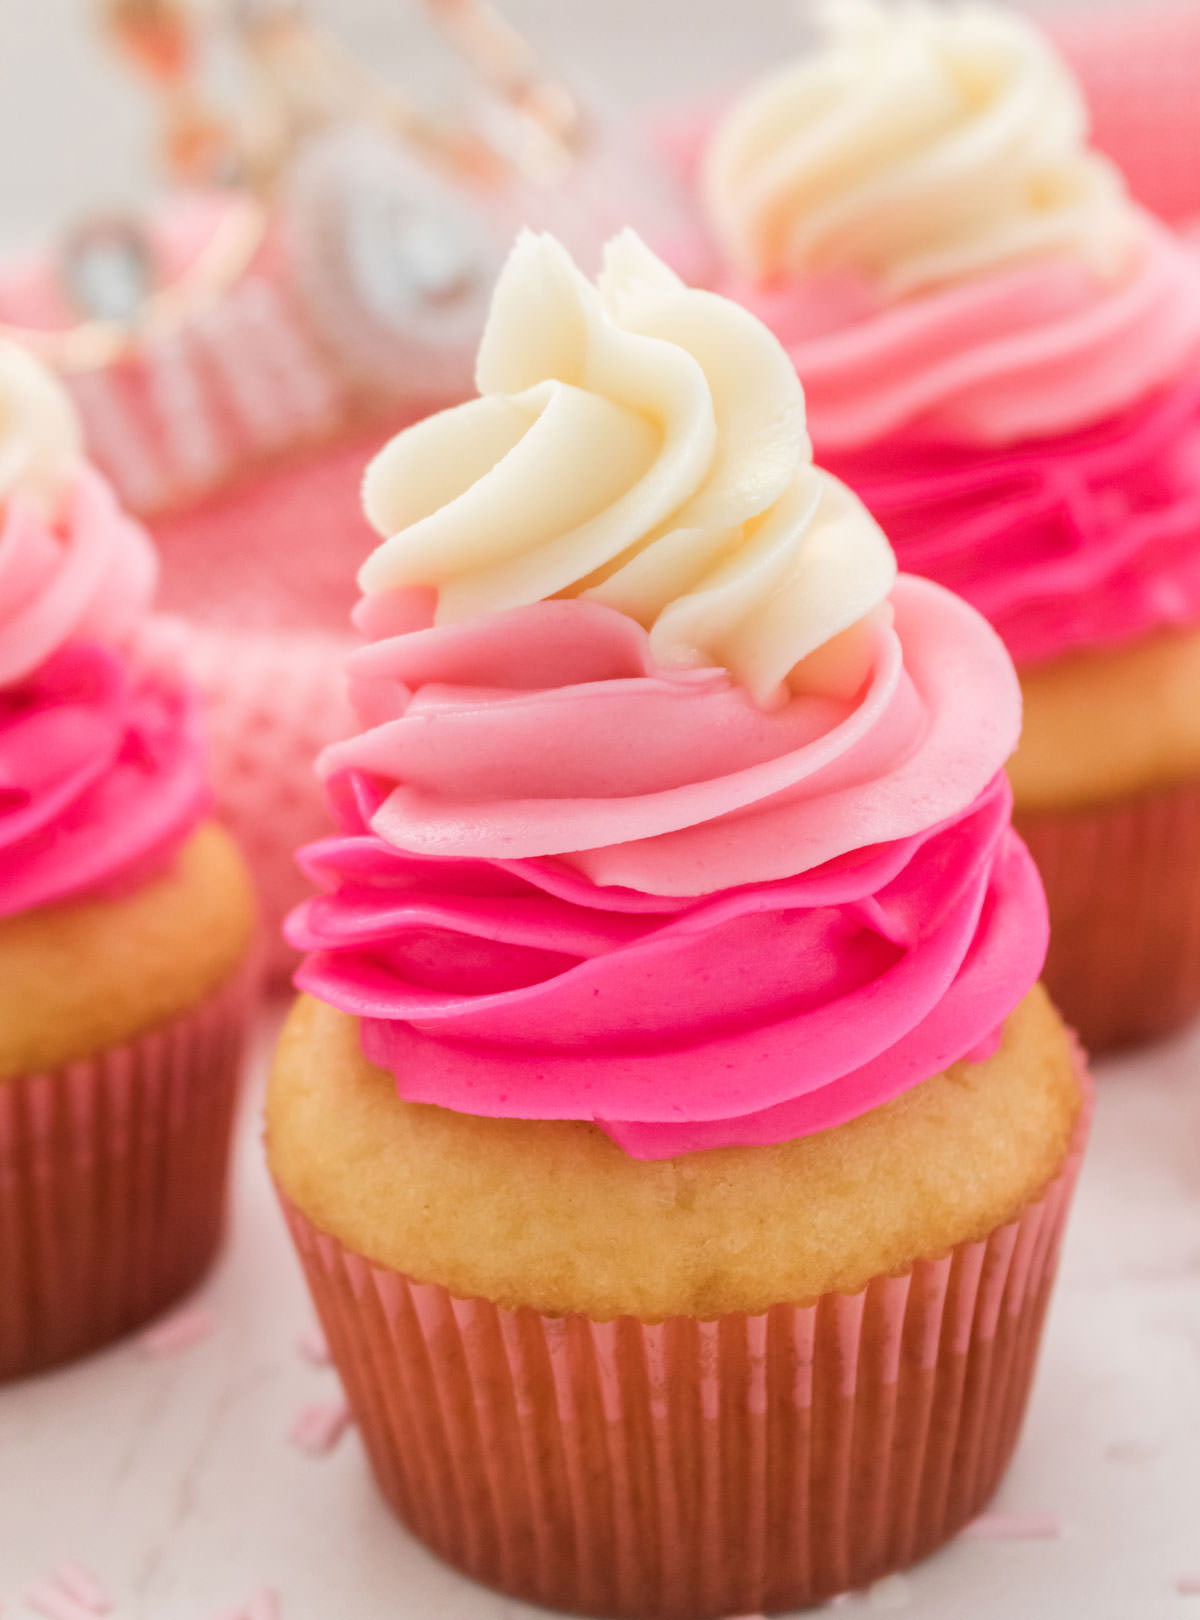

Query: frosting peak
[360,230,895,705]
[702,0,1137,297]
[0,340,82,515]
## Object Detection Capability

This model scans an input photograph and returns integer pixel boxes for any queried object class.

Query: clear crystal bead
[60,218,156,325]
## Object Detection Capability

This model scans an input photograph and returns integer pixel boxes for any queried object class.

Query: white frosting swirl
[360,229,896,706]
[0,341,82,513]
[702,0,1138,298]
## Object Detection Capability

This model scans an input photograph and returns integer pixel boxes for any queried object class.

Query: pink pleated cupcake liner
[277,1058,1090,1618]
[0,960,256,1380]
[1016,771,1200,1053]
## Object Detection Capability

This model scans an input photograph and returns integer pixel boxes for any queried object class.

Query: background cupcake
[695,0,1200,1052]
[0,341,257,1379]
[269,231,1089,1616]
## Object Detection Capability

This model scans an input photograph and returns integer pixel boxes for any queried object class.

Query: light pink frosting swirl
[0,464,207,917]
[290,575,1047,1156]
[720,217,1200,451]
[0,466,158,686]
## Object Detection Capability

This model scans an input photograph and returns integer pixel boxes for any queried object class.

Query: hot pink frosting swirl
[0,467,207,917]
[823,373,1200,667]
[289,575,1047,1156]
[0,642,207,918]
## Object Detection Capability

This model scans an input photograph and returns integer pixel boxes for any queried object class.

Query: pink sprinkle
[207,1591,281,1620]
[289,1399,352,1456]
[51,1567,111,1614]
[296,1327,331,1366]
[964,1511,1062,1541]
[1178,1573,1200,1595]
[23,1584,101,1620]
[138,1304,218,1358]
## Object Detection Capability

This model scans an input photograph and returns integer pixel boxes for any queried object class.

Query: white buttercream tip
[0,340,82,513]
[359,229,896,705]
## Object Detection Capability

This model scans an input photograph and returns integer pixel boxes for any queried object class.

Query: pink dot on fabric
[51,1566,111,1614]
[1177,1573,1200,1595]
[137,1304,219,1357]
[964,1511,1062,1541]
[207,1593,281,1620]
[296,1327,331,1366]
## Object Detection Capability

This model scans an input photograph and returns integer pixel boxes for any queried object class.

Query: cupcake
[268,230,1089,1615]
[0,341,257,1379]
[697,0,1200,1051]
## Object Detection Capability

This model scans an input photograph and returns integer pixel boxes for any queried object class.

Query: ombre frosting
[290,231,1048,1157]
[697,0,1200,667]
[0,343,207,917]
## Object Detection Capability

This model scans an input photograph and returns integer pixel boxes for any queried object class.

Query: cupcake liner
[0,960,256,1380]
[278,1060,1090,1618]
[1016,772,1200,1052]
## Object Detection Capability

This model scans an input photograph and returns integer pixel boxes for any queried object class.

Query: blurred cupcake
[696,0,1200,1051]
[268,231,1088,1615]
[0,342,257,1379]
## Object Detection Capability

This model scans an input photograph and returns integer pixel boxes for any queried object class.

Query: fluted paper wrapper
[1017,774,1200,1052]
[279,1070,1090,1617]
[0,963,254,1380]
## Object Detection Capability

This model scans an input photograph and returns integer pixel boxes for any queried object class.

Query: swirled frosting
[739,214,1200,451]
[0,643,207,919]
[292,576,1045,1154]
[823,369,1200,667]
[702,0,1135,297]
[360,229,896,706]
[0,344,207,917]
[288,228,1047,1156]
[0,464,159,687]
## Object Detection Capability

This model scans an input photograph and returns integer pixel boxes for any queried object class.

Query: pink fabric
[0,642,207,918]
[289,577,1045,1157]
[0,468,157,686]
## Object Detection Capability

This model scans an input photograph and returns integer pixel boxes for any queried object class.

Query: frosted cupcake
[0,342,257,1378]
[698,0,1200,1051]
[268,231,1088,1615]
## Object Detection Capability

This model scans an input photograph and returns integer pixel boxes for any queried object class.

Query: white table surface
[1,999,1199,1620]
